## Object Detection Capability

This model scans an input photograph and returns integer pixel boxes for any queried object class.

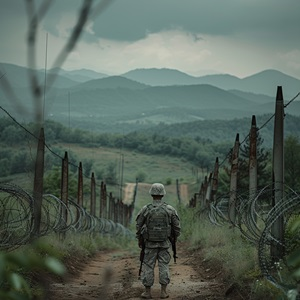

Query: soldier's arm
[171,210,181,240]
[135,206,147,238]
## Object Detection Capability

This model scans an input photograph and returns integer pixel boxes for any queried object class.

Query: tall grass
[178,206,284,299]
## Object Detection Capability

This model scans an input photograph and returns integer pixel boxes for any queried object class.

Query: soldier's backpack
[145,203,171,242]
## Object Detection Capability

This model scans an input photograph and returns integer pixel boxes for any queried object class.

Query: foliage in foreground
[0,232,137,300]
[0,239,65,300]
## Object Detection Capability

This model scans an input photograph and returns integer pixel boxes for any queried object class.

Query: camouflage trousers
[141,247,171,287]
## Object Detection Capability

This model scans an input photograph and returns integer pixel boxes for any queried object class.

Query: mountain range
[0,62,299,141]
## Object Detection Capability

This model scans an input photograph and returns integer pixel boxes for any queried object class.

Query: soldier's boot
[160,285,169,299]
[141,286,152,299]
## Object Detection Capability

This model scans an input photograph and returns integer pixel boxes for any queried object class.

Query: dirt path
[48,243,233,300]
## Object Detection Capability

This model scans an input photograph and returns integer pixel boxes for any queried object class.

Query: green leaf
[287,249,300,267]
[292,268,300,280]
[44,257,66,275]
[9,273,23,290]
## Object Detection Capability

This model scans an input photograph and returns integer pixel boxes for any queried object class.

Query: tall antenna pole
[68,91,71,154]
[43,33,48,123]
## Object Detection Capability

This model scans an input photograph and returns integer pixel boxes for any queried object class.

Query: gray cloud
[1,0,300,79]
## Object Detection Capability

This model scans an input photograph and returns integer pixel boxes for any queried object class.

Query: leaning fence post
[271,86,285,260]
[229,133,240,225]
[32,127,45,237]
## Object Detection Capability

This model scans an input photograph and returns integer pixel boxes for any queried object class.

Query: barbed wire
[198,183,300,292]
[0,183,134,252]
[218,91,300,168]
[0,105,109,187]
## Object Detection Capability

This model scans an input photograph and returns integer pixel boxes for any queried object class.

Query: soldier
[136,183,181,299]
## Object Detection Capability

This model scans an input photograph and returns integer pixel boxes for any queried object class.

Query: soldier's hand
[138,237,144,248]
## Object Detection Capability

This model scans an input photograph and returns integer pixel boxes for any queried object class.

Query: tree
[238,131,271,192]
[285,135,300,191]
[218,131,271,195]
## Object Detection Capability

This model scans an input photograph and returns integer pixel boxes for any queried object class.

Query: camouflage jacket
[136,200,181,249]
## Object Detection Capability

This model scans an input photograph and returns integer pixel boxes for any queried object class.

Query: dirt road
[48,242,240,300]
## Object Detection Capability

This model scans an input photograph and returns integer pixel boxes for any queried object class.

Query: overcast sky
[1,0,300,79]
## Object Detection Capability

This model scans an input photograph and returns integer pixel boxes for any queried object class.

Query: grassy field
[59,144,204,206]
[0,143,206,212]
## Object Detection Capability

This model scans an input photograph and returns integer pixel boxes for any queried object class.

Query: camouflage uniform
[136,199,181,288]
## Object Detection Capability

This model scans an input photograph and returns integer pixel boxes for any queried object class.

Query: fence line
[189,86,300,294]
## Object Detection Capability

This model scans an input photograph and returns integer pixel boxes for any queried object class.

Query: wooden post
[205,173,213,204]
[100,181,107,219]
[198,183,204,209]
[77,162,83,207]
[108,192,114,220]
[229,134,240,224]
[249,116,258,222]
[271,86,285,260]
[75,162,83,226]
[90,172,96,216]
[32,128,45,237]
[60,151,69,238]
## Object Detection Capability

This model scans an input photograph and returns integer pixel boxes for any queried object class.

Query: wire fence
[189,88,300,296]
[0,182,134,252]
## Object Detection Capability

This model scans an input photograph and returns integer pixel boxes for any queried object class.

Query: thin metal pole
[32,128,45,237]
[271,86,285,260]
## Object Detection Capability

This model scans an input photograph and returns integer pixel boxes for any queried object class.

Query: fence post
[229,133,240,225]
[202,176,208,208]
[198,183,204,209]
[60,151,69,238]
[108,192,112,220]
[205,173,213,204]
[90,172,96,216]
[176,179,181,204]
[100,181,107,219]
[77,162,83,207]
[271,86,285,260]
[249,115,258,222]
[32,127,45,237]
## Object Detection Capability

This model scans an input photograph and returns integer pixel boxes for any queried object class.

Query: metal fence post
[60,151,69,238]
[271,86,285,260]
[32,127,45,237]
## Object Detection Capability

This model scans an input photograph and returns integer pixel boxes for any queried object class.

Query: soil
[47,242,248,300]
[47,184,249,299]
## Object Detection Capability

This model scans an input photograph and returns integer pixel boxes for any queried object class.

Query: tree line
[0,117,299,193]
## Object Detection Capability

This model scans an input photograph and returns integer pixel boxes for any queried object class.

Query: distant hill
[49,68,108,83]
[1,63,299,135]
[122,68,300,99]
[73,75,149,90]
[122,68,200,86]
[0,62,79,89]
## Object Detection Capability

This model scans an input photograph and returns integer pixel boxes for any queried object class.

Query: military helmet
[149,183,166,196]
